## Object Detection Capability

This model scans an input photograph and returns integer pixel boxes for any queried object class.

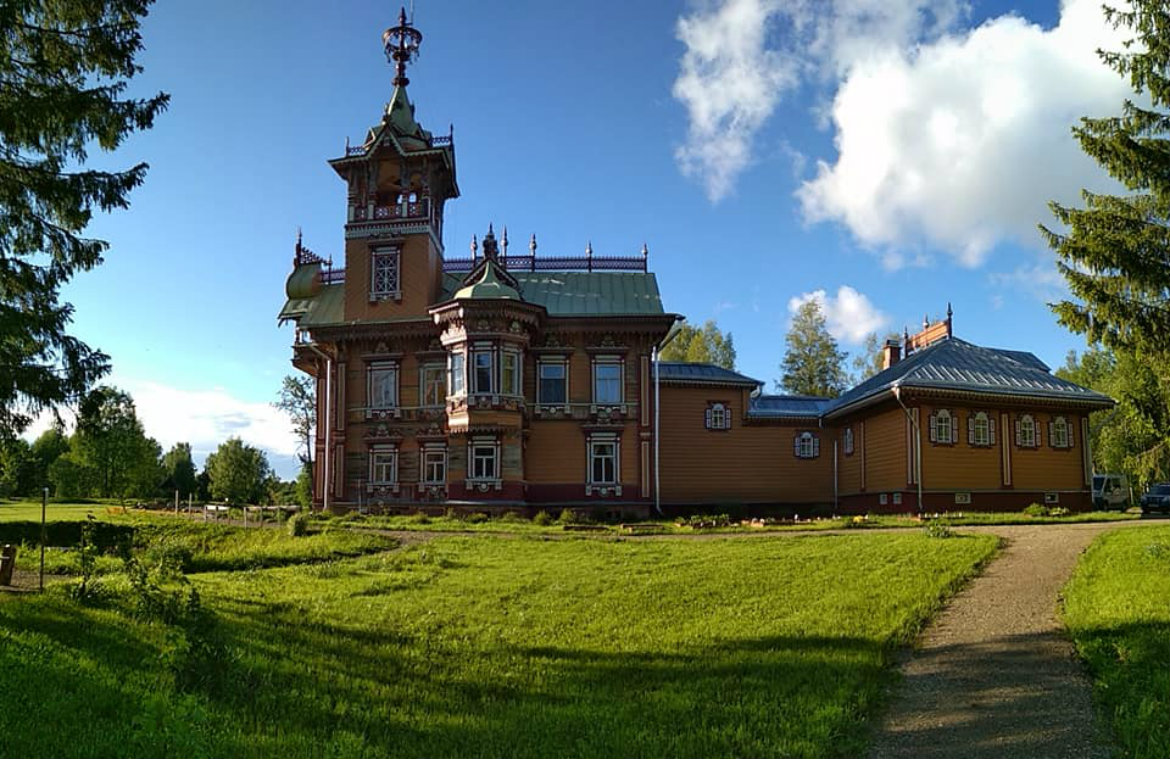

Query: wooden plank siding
[658,386,832,505]
[854,407,908,494]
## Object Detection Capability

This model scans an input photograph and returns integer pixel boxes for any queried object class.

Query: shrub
[144,539,193,578]
[557,508,578,525]
[463,512,487,524]
[533,510,552,526]
[499,511,526,524]
[287,513,309,537]
[1023,503,1049,517]
[1049,506,1070,517]
[924,522,954,539]
[407,512,431,525]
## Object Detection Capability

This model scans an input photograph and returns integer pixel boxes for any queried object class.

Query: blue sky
[53,0,1127,477]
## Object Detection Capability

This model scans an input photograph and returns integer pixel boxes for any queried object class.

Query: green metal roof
[442,270,665,316]
[453,260,521,301]
[278,283,344,327]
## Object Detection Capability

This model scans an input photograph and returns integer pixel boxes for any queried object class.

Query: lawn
[1062,525,1170,759]
[0,525,997,758]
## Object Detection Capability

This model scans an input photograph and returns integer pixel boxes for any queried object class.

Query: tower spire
[383,6,422,89]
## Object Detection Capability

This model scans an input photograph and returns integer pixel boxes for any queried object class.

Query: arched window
[1049,416,1072,449]
[929,408,954,444]
[794,431,819,459]
[1016,414,1037,448]
[705,402,729,430]
[969,411,992,447]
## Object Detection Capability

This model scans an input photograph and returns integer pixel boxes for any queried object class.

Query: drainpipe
[653,344,661,516]
[893,385,923,514]
[304,342,333,513]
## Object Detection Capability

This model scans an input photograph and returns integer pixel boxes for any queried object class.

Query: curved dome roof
[285,262,322,300]
[454,261,521,301]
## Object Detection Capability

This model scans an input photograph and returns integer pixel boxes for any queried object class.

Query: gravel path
[868,521,1145,759]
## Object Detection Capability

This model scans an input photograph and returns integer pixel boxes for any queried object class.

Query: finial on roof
[383,6,423,89]
[903,325,910,343]
[482,225,499,262]
[641,242,649,259]
[946,302,954,337]
[502,226,509,257]
[586,241,593,257]
[923,313,929,330]
[529,233,537,256]
[470,234,478,261]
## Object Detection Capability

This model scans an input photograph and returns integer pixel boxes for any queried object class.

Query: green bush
[532,510,552,526]
[1023,503,1049,517]
[463,512,487,524]
[0,520,135,550]
[924,522,954,539]
[498,511,526,524]
[287,513,309,537]
[557,508,578,525]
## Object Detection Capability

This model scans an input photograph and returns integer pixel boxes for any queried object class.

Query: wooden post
[174,489,179,516]
[39,487,47,592]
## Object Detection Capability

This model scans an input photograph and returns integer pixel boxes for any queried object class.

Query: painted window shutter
[968,415,975,445]
[793,434,801,458]
[705,408,712,429]
[989,415,996,440]
[1068,423,1075,449]
[812,436,820,457]
[1015,418,1022,446]
[928,412,938,443]
[725,410,732,430]
[1035,423,1042,448]
[1048,420,1055,447]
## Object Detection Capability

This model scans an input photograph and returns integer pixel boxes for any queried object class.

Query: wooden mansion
[279,12,1114,516]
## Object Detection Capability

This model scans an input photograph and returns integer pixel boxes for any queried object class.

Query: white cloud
[672,0,965,201]
[988,259,1069,303]
[798,0,1130,266]
[788,285,890,343]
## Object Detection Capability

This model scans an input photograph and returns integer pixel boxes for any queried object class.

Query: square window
[589,440,618,484]
[473,351,494,394]
[422,364,446,407]
[539,362,567,404]
[594,363,622,404]
[368,365,397,409]
[471,444,497,480]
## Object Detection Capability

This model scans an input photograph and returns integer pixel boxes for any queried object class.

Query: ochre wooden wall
[658,386,832,504]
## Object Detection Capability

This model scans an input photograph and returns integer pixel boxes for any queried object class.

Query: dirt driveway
[868,520,1152,759]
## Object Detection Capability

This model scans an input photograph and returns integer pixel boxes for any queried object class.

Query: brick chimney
[882,339,902,370]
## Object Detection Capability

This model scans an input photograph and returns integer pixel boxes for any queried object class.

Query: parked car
[1140,483,1170,515]
[1092,474,1129,510]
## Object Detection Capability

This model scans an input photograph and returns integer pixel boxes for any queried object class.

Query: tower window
[501,351,521,396]
[370,246,400,301]
[448,352,465,396]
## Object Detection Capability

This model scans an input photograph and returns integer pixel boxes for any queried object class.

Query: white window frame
[843,427,854,455]
[469,440,499,482]
[471,349,495,395]
[796,431,818,459]
[936,409,953,444]
[1019,414,1037,448]
[370,246,401,301]
[420,363,446,408]
[501,350,521,397]
[367,362,398,410]
[1052,416,1070,448]
[973,411,991,447]
[706,402,728,430]
[420,446,447,485]
[368,446,398,485]
[588,438,619,486]
[448,351,466,397]
[537,359,569,406]
[593,358,623,405]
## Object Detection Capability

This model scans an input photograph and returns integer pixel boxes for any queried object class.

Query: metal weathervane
[383,7,422,87]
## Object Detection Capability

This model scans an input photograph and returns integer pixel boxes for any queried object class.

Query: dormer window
[370,246,400,301]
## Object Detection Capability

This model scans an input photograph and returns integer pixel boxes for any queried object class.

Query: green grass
[0,526,997,758]
[1062,525,1170,759]
[0,500,123,522]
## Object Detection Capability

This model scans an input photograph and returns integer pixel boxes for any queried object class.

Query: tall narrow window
[369,448,397,484]
[930,409,954,444]
[421,448,446,485]
[593,362,622,404]
[589,440,618,484]
[368,363,397,409]
[538,362,567,404]
[473,350,494,394]
[1017,414,1037,448]
[449,352,465,396]
[471,443,498,481]
[501,352,520,396]
[421,364,446,407]
[794,431,820,459]
[370,247,400,300]
[970,412,991,447]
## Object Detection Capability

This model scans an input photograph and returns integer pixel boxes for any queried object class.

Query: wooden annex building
[278,12,1114,517]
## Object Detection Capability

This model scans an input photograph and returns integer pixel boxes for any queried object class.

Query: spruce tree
[0,1,169,436]
[779,300,848,398]
[1041,3,1170,352]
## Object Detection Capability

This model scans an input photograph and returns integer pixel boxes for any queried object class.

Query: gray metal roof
[826,337,1113,416]
[441,271,666,316]
[657,362,761,387]
[748,395,832,419]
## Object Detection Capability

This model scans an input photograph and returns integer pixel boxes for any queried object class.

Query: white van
[1092,474,1129,510]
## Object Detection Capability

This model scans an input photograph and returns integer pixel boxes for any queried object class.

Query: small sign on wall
[955,491,972,505]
